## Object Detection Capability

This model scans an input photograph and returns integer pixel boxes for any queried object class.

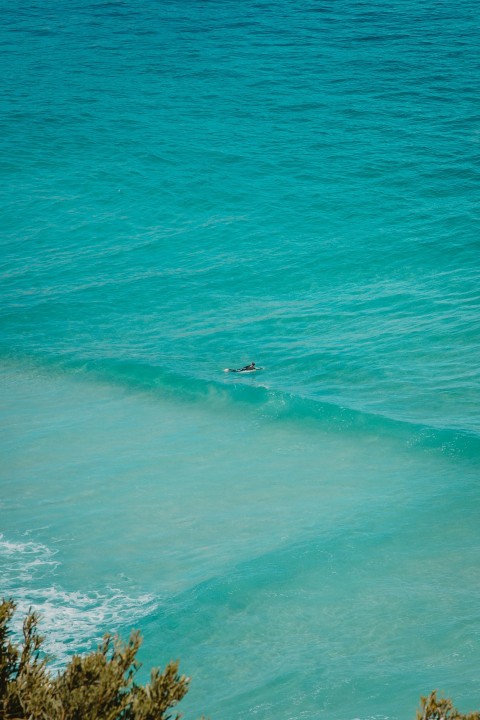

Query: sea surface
[1,1,480,718]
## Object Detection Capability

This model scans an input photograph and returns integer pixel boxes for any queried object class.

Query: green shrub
[417,691,480,720]
[0,599,194,720]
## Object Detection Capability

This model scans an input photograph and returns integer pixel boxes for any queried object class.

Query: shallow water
[2,361,479,718]
[1,0,480,717]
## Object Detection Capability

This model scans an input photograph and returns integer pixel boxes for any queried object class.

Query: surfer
[241,362,256,371]
[224,362,258,373]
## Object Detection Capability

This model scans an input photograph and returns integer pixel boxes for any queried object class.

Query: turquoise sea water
[1,1,480,718]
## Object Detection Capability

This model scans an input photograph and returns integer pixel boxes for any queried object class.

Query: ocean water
[1,0,480,718]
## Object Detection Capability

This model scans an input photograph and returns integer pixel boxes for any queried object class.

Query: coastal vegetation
[1,599,478,720]
[0,599,192,720]
[416,692,480,720]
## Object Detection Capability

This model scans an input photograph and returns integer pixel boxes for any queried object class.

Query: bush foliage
[417,691,480,720]
[1,599,478,720]
[0,599,193,720]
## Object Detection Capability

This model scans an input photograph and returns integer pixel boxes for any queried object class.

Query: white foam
[0,535,157,669]
[0,534,60,583]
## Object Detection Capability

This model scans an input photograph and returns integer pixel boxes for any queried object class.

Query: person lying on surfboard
[241,362,256,371]
[224,362,261,373]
